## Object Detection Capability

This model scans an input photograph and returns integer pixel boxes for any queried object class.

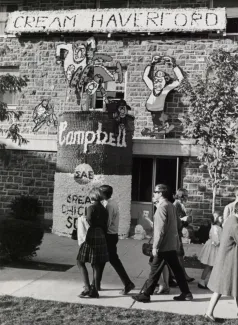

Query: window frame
[0,2,22,37]
[210,0,238,35]
[0,66,20,110]
[88,68,127,111]
[131,155,182,204]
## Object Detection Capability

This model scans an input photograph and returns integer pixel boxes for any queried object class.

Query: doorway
[131,156,182,224]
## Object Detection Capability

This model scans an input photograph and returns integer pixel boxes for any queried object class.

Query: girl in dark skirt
[77,187,109,298]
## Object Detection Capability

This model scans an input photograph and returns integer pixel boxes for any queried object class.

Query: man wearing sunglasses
[132,184,193,303]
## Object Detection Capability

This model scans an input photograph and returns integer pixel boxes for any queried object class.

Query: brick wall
[2,151,237,224]
[1,36,238,137]
[183,157,238,224]
[22,0,210,10]
[130,0,209,7]
[0,1,230,138]
[0,150,56,218]
[0,0,236,224]
[22,0,96,10]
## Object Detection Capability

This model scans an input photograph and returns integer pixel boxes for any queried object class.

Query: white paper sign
[5,8,226,34]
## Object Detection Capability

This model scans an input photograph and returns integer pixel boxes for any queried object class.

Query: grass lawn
[0,295,236,325]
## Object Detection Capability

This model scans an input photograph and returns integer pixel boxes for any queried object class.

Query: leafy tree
[180,49,238,213]
[0,74,29,149]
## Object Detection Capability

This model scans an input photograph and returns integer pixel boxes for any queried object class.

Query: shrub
[0,218,44,261]
[9,195,41,221]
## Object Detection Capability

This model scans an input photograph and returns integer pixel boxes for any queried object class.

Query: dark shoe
[78,289,90,298]
[88,285,99,298]
[204,314,216,322]
[198,283,208,289]
[169,279,178,287]
[173,293,193,301]
[120,282,135,295]
[91,282,101,291]
[132,293,150,303]
[187,278,195,283]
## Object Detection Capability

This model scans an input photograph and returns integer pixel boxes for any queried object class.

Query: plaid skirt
[77,227,109,264]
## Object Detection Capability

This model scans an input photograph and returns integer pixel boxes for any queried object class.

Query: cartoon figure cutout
[33,99,57,132]
[56,37,123,105]
[105,99,131,135]
[142,55,183,137]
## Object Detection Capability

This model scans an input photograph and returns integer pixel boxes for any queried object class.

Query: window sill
[6,105,17,110]
[0,34,16,38]
[225,33,238,36]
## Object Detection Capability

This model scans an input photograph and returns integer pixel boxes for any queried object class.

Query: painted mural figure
[56,37,123,105]
[32,99,57,132]
[56,37,96,84]
[142,55,183,136]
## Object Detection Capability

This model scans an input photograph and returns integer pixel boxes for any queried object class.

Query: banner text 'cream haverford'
[5,8,226,34]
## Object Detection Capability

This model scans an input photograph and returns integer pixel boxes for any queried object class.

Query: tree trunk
[212,185,217,214]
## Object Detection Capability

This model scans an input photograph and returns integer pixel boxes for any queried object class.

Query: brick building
[0,0,238,234]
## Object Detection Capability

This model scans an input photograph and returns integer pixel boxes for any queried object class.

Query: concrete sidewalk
[0,233,237,319]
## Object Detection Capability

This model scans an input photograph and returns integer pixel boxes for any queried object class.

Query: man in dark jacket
[132,184,193,303]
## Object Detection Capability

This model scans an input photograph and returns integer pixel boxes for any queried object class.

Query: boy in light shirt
[98,185,135,295]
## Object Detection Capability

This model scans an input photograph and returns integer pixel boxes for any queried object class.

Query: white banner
[52,173,132,238]
[5,8,226,34]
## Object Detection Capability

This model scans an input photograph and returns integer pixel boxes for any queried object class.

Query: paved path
[0,233,237,319]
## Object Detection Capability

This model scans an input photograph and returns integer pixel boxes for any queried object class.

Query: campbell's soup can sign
[53,111,134,238]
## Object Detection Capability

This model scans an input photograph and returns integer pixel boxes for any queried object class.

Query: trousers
[143,250,190,296]
[99,233,131,287]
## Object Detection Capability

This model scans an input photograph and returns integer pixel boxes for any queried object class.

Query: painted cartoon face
[118,105,127,118]
[73,43,86,63]
[85,80,99,95]
[153,71,167,95]
[66,64,75,81]
[41,100,49,108]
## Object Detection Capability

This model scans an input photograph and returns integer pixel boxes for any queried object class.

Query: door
[131,156,182,227]
[154,158,178,203]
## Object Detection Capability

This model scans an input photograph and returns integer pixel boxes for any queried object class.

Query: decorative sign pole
[52,111,134,238]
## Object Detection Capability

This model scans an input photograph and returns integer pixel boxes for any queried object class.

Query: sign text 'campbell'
[59,121,127,153]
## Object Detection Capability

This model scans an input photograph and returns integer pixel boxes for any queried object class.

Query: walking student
[205,202,238,322]
[132,184,193,303]
[198,211,223,289]
[98,185,135,295]
[173,188,195,282]
[223,188,238,225]
[77,187,109,298]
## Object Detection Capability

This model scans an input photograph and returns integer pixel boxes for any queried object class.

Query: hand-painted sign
[142,56,183,137]
[59,121,127,153]
[5,8,226,34]
[55,37,122,104]
[143,55,183,113]
[74,163,94,184]
[32,99,57,132]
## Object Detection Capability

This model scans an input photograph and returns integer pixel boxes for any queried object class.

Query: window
[211,0,238,34]
[132,157,153,202]
[96,0,129,8]
[0,66,20,109]
[212,0,237,6]
[89,69,127,110]
[132,156,182,202]
[227,18,238,33]
[0,2,19,35]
